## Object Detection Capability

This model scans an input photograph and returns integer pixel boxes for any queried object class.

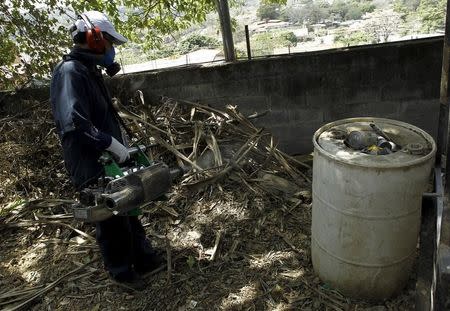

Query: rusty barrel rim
[312,117,436,169]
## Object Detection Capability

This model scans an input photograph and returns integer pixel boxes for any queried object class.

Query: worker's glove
[106,137,130,163]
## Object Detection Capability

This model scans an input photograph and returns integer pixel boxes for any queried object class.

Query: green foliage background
[416,0,446,32]
[1,0,286,90]
[1,0,222,90]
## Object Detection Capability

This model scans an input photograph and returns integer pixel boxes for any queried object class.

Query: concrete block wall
[1,37,442,155]
[111,37,442,154]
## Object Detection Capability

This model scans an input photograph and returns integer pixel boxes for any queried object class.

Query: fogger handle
[127,143,160,156]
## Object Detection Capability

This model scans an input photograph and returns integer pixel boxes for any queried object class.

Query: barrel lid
[314,118,436,168]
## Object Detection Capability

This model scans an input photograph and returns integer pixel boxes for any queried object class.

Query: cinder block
[324,101,400,122]
[398,100,439,138]
[213,79,249,97]
[305,91,333,107]
[346,86,381,103]
[380,82,424,101]
[269,122,324,154]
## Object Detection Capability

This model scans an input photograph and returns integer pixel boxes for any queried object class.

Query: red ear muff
[86,26,105,54]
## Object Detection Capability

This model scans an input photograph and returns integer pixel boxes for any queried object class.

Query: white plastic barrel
[311,117,436,301]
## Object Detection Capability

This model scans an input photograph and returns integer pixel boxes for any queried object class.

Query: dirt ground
[0,98,416,310]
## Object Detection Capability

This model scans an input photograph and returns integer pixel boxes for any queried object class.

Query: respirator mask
[101,47,121,77]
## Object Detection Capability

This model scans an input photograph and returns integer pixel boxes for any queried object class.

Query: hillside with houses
[119,0,445,73]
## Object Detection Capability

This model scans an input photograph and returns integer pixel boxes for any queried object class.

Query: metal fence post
[245,25,251,60]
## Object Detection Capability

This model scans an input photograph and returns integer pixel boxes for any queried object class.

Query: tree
[250,30,298,56]
[286,7,305,24]
[0,0,216,90]
[345,6,363,20]
[306,1,330,24]
[393,0,410,21]
[330,0,351,21]
[177,34,220,54]
[334,30,372,46]
[257,3,283,20]
[0,1,72,89]
[394,0,420,11]
[416,0,446,33]
[285,0,330,25]
[329,0,375,22]
[0,37,17,67]
[280,31,299,46]
[1,0,283,90]
[363,9,402,43]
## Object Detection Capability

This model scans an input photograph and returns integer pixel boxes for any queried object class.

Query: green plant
[330,0,375,22]
[280,31,299,47]
[251,32,276,56]
[417,0,446,32]
[250,30,299,56]
[257,3,283,20]
[334,30,372,47]
[345,6,363,20]
[177,34,220,54]
[235,47,247,59]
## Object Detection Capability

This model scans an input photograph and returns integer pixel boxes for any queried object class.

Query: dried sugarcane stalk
[3,257,99,311]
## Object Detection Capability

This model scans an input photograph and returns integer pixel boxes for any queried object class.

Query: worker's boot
[128,216,165,274]
[111,270,146,291]
[134,251,165,275]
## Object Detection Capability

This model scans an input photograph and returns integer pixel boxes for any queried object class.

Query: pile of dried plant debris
[0,93,415,310]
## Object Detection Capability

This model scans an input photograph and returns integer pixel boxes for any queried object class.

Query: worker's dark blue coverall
[50,47,155,279]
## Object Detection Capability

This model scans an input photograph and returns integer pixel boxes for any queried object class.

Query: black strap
[111,103,135,140]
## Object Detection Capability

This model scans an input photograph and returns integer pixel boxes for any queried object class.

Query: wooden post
[437,1,450,168]
[215,0,236,62]
[436,1,450,309]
